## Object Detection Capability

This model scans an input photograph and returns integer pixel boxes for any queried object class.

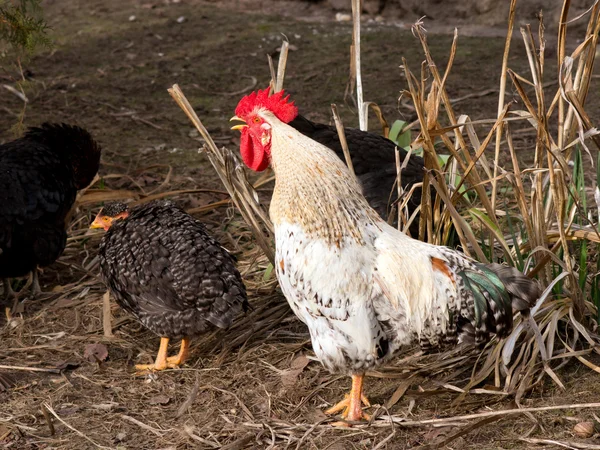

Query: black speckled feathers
[98,200,248,338]
[289,114,425,234]
[0,123,101,278]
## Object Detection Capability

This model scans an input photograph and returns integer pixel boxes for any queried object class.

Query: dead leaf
[384,379,412,409]
[0,424,11,441]
[149,394,170,405]
[0,374,14,391]
[84,343,109,363]
[92,402,120,411]
[290,354,310,371]
[281,354,310,389]
[51,284,67,293]
[115,432,127,442]
[56,405,80,416]
[422,426,453,441]
[53,297,76,308]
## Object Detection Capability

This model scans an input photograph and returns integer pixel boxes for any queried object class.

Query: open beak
[230,116,247,131]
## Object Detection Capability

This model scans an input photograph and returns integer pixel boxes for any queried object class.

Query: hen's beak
[230,116,247,131]
[89,217,105,230]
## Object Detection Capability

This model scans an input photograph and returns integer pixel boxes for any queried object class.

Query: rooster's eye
[253,117,261,124]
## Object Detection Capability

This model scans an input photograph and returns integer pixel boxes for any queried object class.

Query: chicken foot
[3,267,44,304]
[2,279,16,301]
[135,337,191,373]
[30,268,42,297]
[325,373,371,425]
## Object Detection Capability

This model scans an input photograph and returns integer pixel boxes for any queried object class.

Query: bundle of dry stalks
[396,1,600,402]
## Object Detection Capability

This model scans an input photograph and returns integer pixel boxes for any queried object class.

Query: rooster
[231,89,540,425]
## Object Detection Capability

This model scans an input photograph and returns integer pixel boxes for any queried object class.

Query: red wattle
[240,130,269,172]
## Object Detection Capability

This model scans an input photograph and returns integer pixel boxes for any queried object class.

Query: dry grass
[395,2,600,403]
[2,0,600,448]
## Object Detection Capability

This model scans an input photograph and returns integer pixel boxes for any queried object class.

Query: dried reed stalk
[351,0,365,130]
[168,84,275,264]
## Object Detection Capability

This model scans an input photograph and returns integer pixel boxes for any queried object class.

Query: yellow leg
[135,337,169,372]
[325,373,371,425]
[166,337,191,366]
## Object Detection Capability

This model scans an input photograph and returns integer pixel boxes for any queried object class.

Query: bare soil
[1,1,600,449]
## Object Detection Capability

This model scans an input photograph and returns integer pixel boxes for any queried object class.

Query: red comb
[235,87,298,123]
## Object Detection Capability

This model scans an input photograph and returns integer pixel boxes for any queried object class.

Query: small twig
[425,416,502,449]
[40,404,55,436]
[0,418,37,432]
[176,374,200,418]
[102,290,113,338]
[131,115,163,130]
[0,105,18,117]
[330,104,355,180]
[294,418,332,450]
[121,414,165,437]
[43,403,111,449]
[220,433,255,450]
[267,55,276,90]
[372,429,397,450]
[521,438,600,449]
[183,425,220,448]
[2,84,28,102]
[205,385,255,420]
[351,0,365,130]
[375,402,600,427]
[217,76,258,97]
[0,365,60,374]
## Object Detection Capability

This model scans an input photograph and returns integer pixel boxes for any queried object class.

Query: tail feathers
[457,263,540,343]
[26,123,101,189]
[485,263,541,314]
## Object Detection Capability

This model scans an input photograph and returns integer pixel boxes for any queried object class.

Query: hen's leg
[3,279,15,301]
[325,373,371,425]
[31,268,42,297]
[166,337,190,367]
[135,337,170,372]
[3,279,16,320]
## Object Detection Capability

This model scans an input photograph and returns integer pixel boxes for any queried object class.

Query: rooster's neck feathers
[262,111,381,246]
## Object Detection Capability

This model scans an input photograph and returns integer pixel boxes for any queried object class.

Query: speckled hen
[0,123,101,298]
[231,88,541,425]
[90,200,248,372]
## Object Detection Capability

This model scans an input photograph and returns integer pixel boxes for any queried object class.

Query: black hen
[0,123,101,297]
[289,114,425,235]
[91,200,248,372]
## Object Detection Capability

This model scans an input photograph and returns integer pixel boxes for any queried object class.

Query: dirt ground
[1,0,600,449]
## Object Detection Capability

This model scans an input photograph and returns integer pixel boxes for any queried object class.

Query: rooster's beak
[230,116,247,131]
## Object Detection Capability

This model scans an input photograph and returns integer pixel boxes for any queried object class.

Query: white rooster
[231,89,540,424]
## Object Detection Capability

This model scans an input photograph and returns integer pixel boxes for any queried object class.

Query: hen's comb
[235,88,298,124]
